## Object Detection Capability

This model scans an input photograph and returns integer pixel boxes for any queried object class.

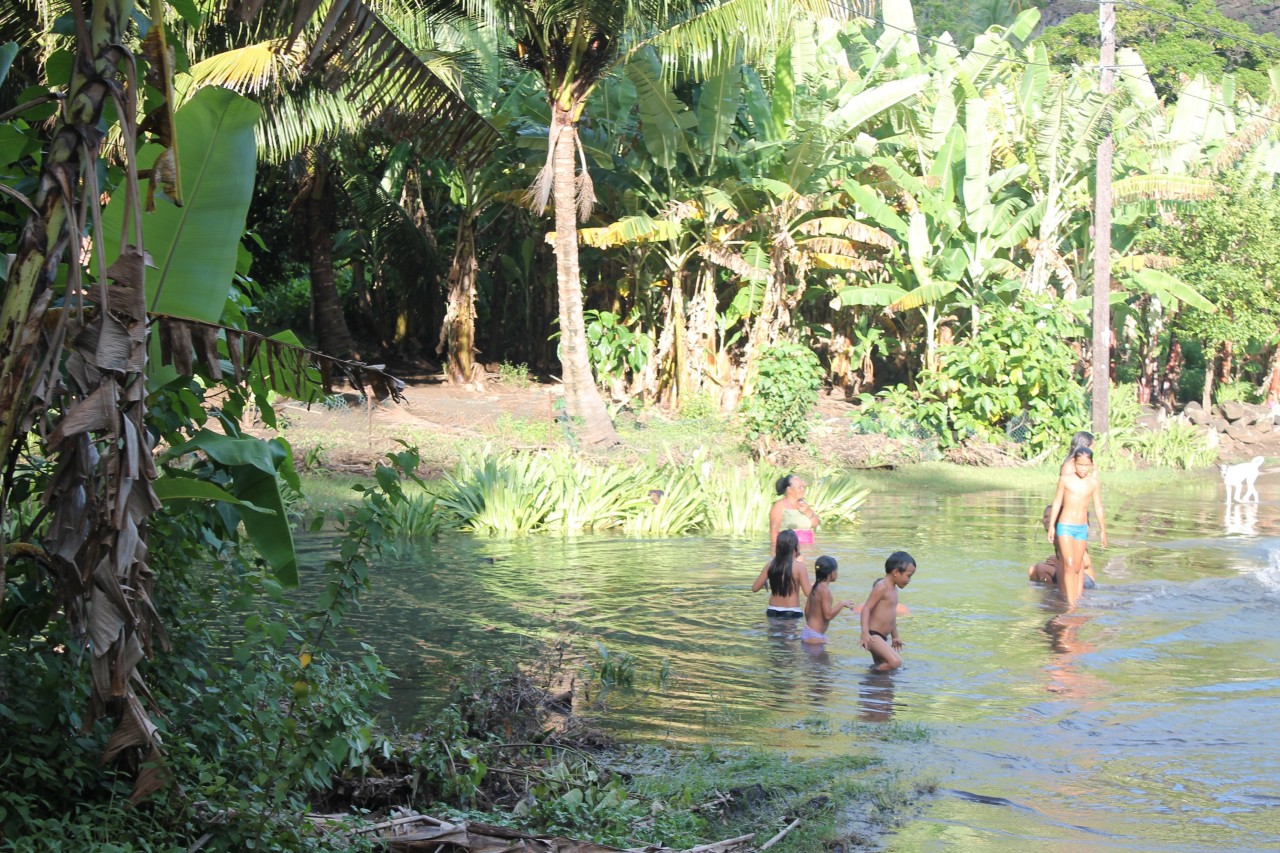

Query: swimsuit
[1055,522,1089,542]
[766,606,804,619]
[800,626,826,642]
[868,629,890,642]
[780,508,815,544]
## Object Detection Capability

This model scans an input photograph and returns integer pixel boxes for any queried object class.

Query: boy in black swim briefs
[859,551,916,671]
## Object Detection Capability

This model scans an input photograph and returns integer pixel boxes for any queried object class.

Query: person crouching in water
[753,529,811,618]
[802,557,854,644]
[859,551,917,670]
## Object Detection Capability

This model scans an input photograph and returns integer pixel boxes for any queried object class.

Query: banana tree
[471,0,845,446]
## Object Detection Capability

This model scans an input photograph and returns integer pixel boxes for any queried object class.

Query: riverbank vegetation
[1,0,1276,848]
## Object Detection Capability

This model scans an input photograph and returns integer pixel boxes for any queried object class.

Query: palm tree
[178,0,500,361]
[478,0,840,446]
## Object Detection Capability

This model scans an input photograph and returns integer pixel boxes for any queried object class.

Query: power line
[1113,0,1280,61]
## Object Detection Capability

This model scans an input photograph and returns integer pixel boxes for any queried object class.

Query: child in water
[859,551,917,670]
[802,557,854,644]
[1029,504,1096,589]
[752,529,811,618]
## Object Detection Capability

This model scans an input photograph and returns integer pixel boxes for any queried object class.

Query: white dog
[1220,455,1264,503]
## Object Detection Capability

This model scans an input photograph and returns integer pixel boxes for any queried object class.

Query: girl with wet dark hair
[752,529,812,618]
[769,473,820,551]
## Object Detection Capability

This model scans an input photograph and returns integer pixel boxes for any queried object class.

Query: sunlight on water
[298,471,1280,851]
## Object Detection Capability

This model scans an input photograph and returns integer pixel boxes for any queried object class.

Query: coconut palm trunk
[551,104,618,446]
[304,152,358,361]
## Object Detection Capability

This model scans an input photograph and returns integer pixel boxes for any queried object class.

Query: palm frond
[186,38,307,94]
[303,0,499,165]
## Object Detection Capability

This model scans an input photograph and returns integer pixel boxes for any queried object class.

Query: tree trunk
[1264,342,1280,406]
[438,212,479,385]
[1159,334,1183,411]
[1202,349,1216,410]
[551,104,618,446]
[305,153,357,362]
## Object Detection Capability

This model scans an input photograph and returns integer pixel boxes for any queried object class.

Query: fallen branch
[678,833,755,853]
[759,819,800,851]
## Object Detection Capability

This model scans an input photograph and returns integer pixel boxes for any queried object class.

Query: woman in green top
[769,474,820,551]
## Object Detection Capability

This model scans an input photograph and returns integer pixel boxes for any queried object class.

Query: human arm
[822,588,852,620]
[1092,486,1108,548]
[797,498,820,530]
[795,562,812,597]
[859,582,886,647]
[1047,480,1066,544]
[768,500,783,550]
[752,563,769,593]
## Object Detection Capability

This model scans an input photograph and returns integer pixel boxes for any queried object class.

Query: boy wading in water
[802,557,854,644]
[1047,447,1107,608]
[859,552,916,670]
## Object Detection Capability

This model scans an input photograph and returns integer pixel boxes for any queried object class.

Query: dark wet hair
[1064,431,1094,463]
[814,556,838,583]
[775,474,798,496]
[885,551,916,574]
[768,530,800,596]
[1071,446,1094,460]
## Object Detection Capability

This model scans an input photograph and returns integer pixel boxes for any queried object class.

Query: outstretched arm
[752,563,769,593]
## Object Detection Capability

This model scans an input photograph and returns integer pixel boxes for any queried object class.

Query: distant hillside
[1042,0,1280,35]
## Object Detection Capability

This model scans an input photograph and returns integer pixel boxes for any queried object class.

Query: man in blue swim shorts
[1047,447,1107,608]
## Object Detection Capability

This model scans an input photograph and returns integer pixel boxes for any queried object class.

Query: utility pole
[1092,0,1116,434]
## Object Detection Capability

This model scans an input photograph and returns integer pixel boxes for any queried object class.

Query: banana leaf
[99,86,260,324]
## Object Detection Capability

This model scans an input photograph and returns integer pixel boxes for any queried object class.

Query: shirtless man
[1047,447,1107,608]
[859,551,917,670]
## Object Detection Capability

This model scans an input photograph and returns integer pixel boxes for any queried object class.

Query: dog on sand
[1220,455,1264,503]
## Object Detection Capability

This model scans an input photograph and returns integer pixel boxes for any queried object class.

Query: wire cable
[1113,0,1280,61]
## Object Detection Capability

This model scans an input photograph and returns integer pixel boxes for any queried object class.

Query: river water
[298,470,1280,851]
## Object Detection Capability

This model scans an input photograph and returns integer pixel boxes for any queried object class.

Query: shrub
[742,341,824,445]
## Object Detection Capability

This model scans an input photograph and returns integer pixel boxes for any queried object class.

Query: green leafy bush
[584,310,650,388]
[742,341,824,444]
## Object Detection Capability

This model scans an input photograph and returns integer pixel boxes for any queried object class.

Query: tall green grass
[433,449,870,536]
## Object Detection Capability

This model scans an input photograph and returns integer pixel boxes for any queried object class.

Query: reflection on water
[299,471,1280,851]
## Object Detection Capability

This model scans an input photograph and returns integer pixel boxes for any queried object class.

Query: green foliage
[436,449,868,536]
[929,298,1087,455]
[1215,379,1264,406]
[583,641,638,689]
[584,310,650,388]
[496,362,533,388]
[1038,0,1280,100]
[1147,179,1280,361]
[493,413,555,445]
[1130,421,1217,470]
[742,341,824,445]
[0,447,425,850]
[515,761,648,845]
[677,390,718,420]
[388,492,447,538]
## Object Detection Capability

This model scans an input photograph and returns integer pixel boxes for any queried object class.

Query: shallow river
[298,470,1280,851]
